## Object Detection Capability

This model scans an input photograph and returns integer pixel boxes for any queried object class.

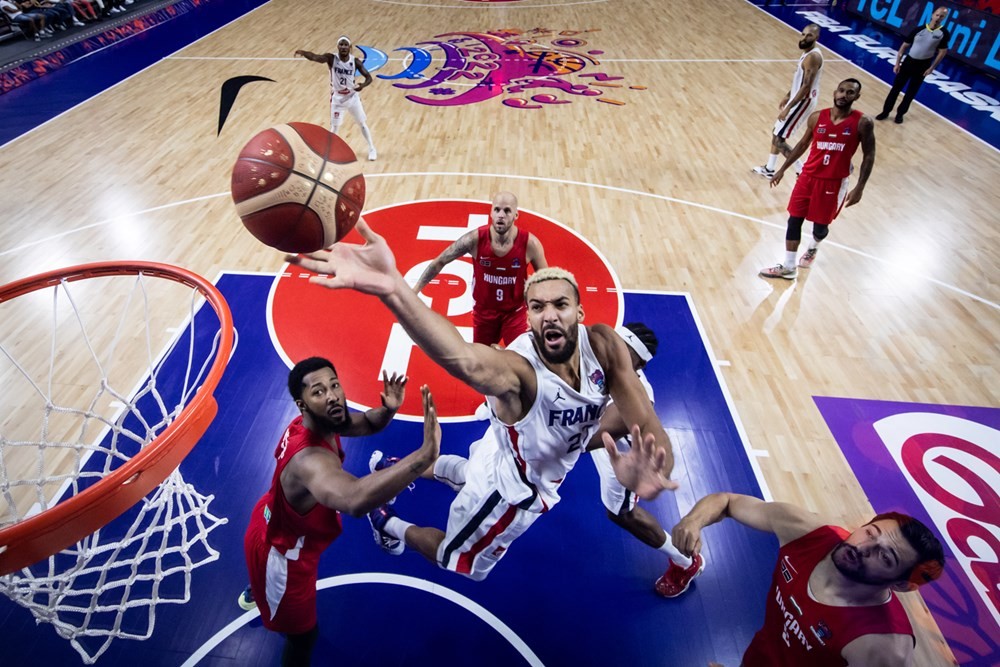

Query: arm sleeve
[938,28,950,51]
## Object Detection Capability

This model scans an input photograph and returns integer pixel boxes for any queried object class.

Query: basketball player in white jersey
[752,24,823,179]
[285,220,679,581]
[295,36,378,161]
[373,321,705,592]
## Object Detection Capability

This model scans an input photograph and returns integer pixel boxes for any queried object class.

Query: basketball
[231,122,366,253]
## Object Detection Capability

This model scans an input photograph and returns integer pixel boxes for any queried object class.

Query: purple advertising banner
[814,397,999,667]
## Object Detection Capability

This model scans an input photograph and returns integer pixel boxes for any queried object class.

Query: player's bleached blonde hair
[525,267,580,302]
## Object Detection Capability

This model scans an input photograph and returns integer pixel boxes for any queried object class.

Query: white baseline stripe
[3,172,996,312]
[180,573,544,667]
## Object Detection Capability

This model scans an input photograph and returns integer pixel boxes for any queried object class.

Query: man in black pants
[877,6,950,124]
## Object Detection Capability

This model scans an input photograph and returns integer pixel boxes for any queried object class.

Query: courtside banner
[814,397,999,666]
[844,0,1000,75]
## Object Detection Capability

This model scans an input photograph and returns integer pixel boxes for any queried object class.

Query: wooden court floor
[1,0,998,664]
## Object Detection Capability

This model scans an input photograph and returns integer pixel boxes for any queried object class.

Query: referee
[877,5,951,124]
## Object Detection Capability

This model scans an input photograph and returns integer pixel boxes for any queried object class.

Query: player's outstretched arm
[294,49,333,64]
[286,219,527,398]
[671,493,821,557]
[293,386,441,517]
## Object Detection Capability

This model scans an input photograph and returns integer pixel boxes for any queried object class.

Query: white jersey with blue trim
[485,325,610,511]
[330,55,358,99]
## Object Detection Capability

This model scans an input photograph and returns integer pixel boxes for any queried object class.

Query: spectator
[1,0,51,40]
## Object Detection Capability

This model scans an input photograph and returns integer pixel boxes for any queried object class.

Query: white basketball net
[0,270,229,664]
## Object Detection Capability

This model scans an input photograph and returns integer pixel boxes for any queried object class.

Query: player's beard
[305,404,349,433]
[799,39,811,49]
[831,543,895,586]
[536,324,579,365]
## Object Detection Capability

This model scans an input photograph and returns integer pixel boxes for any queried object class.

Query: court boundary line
[180,572,545,667]
[3,173,996,312]
[625,289,773,501]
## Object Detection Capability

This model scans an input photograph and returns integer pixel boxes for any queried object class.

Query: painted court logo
[268,200,621,419]
[375,28,645,108]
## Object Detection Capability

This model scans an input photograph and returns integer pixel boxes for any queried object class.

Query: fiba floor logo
[268,200,622,420]
[370,28,647,108]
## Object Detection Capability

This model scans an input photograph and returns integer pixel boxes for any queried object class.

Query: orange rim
[0,261,234,575]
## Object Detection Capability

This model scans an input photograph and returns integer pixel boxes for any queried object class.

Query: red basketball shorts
[472,305,528,347]
[787,173,849,226]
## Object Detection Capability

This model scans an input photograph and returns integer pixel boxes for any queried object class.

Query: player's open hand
[844,186,864,207]
[770,168,785,188]
[285,218,400,296]
[420,385,441,462]
[603,425,679,500]
[380,370,407,411]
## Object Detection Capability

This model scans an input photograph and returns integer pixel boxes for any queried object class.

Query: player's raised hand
[380,370,407,411]
[420,385,441,461]
[603,425,679,500]
[285,218,400,296]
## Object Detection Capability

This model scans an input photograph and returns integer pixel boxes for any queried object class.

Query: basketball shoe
[751,165,775,179]
[237,585,256,611]
[798,248,818,268]
[654,553,706,598]
[368,148,377,161]
[368,451,415,504]
[368,504,405,555]
[759,263,797,280]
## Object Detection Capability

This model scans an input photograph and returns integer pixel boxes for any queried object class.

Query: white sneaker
[759,263,797,280]
[368,148,377,161]
[73,19,85,26]
[751,165,775,180]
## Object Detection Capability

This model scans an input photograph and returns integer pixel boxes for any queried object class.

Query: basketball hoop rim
[0,261,235,576]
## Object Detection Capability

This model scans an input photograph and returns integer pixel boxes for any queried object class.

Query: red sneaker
[654,553,706,598]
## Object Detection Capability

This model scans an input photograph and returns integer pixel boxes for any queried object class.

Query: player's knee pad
[812,223,830,241]
[785,216,805,242]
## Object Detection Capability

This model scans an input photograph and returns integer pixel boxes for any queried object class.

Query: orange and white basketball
[231,122,366,253]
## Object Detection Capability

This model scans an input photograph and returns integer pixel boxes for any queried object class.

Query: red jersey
[802,109,864,180]
[472,225,529,314]
[743,526,913,667]
[255,416,344,560]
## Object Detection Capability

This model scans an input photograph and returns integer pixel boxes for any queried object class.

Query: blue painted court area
[0,273,777,665]
[753,1,1000,152]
